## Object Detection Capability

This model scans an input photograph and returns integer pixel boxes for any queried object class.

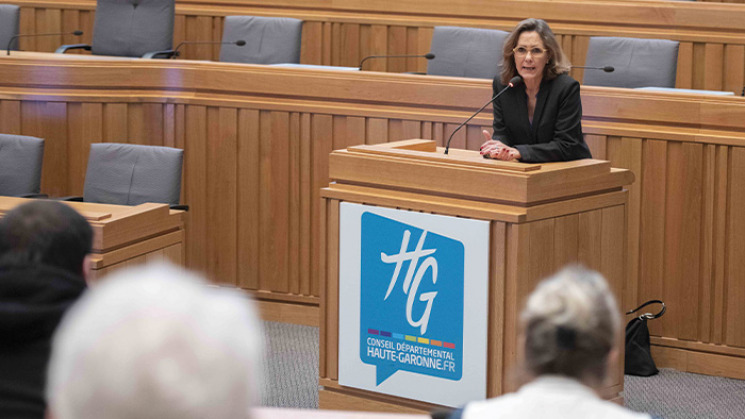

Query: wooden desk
[0,197,185,280]
[6,0,745,92]
[319,140,632,411]
[0,52,744,380]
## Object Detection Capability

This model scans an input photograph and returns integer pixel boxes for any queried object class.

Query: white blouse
[463,376,653,419]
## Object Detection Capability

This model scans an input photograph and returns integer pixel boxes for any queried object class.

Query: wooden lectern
[0,197,185,280]
[319,140,634,413]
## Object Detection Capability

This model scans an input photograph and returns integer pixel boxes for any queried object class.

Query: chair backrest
[0,4,20,51]
[83,143,183,206]
[91,0,174,57]
[0,134,44,196]
[427,26,508,79]
[219,16,302,64]
[583,36,679,88]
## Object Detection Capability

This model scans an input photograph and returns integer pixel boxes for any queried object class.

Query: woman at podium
[480,19,592,163]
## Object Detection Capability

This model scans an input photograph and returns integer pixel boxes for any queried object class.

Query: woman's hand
[479,130,521,161]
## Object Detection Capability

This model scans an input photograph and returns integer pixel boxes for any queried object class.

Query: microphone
[172,39,246,58]
[444,75,523,155]
[7,30,83,55]
[359,53,435,70]
[572,65,614,73]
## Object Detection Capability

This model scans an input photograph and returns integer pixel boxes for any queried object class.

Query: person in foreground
[0,201,92,419]
[480,18,592,163]
[462,266,652,419]
[46,263,263,419]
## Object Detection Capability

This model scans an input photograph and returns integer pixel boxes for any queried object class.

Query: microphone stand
[7,30,83,55]
[171,40,246,58]
[359,53,435,70]
[444,76,522,155]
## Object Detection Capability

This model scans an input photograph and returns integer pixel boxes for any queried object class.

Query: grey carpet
[260,321,745,418]
[261,321,319,408]
[625,369,745,419]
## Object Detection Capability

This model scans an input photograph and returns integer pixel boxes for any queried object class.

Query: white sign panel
[338,202,490,407]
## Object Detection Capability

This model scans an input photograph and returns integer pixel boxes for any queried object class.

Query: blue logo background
[360,212,464,385]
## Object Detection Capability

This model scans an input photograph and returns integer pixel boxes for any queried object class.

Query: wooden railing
[7,0,745,93]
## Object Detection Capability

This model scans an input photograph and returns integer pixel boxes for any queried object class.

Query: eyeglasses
[512,46,547,58]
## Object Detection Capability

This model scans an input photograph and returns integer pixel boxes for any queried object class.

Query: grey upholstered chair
[56,0,175,58]
[81,143,184,208]
[426,26,509,79]
[219,16,302,64]
[0,4,19,52]
[0,134,45,197]
[582,36,679,88]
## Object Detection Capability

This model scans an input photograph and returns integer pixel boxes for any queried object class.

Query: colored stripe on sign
[366,329,456,350]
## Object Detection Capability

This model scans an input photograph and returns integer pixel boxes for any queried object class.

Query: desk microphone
[359,53,435,70]
[572,65,615,73]
[7,30,83,55]
[444,75,523,155]
[172,40,246,58]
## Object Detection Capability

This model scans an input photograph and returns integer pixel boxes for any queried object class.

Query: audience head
[521,265,620,386]
[0,200,93,277]
[47,263,263,419]
[501,18,571,85]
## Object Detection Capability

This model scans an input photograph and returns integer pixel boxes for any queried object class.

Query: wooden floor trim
[651,344,745,380]
[256,299,320,327]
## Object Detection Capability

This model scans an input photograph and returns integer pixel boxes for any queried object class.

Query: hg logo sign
[360,212,464,385]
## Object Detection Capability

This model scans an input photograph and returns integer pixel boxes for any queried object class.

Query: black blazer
[491,73,592,163]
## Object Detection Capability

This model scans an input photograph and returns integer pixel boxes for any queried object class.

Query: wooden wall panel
[3,52,745,375]
[487,221,507,398]
[237,108,261,291]
[711,146,728,345]
[725,148,745,348]
[662,142,703,341]
[579,133,745,354]
[206,106,238,285]
[637,140,667,335]
[183,105,209,277]
[259,110,291,293]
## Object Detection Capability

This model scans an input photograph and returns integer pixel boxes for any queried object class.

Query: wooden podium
[0,197,185,280]
[318,140,634,413]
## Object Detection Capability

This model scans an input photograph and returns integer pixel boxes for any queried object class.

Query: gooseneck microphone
[359,53,435,70]
[444,75,523,155]
[572,65,615,73]
[7,30,83,55]
[171,39,246,58]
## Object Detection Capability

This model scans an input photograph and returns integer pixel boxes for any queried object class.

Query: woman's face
[513,31,548,86]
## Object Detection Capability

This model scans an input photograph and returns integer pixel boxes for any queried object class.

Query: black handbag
[624,300,666,376]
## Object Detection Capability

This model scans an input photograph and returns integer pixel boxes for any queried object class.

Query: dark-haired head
[0,201,93,277]
[501,18,571,85]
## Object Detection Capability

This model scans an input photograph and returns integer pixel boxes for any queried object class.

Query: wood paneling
[2,52,745,376]
[9,0,745,92]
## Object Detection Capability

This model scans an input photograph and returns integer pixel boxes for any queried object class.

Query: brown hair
[500,18,571,85]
